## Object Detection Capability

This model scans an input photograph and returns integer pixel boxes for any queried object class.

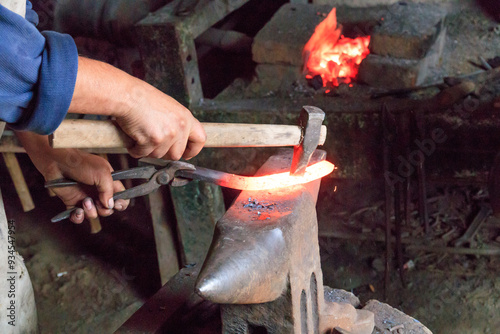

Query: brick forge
[358,2,447,89]
[194,150,375,334]
[250,2,447,92]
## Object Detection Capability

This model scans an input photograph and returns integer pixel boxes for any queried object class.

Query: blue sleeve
[0,2,78,135]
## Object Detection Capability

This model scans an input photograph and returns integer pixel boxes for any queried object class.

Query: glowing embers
[218,161,335,191]
[303,8,370,87]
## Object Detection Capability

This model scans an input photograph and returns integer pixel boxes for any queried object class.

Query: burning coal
[303,8,370,87]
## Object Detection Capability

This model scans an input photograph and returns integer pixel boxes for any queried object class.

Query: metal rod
[382,105,392,300]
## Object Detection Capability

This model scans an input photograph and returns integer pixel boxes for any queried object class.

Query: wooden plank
[0,122,5,139]
[2,153,35,212]
[0,133,129,154]
[146,188,180,285]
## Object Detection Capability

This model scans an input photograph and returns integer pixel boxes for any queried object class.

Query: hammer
[50,106,327,175]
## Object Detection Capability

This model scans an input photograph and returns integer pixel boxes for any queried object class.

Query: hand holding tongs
[45,161,196,223]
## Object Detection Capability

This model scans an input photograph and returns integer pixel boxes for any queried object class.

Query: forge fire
[303,8,370,87]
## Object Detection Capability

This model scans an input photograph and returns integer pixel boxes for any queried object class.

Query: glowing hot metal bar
[176,161,335,191]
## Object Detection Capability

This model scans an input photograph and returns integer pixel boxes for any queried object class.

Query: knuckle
[178,119,187,130]
[167,127,178,139]
[135,134,149,146]
[151,134,163,146]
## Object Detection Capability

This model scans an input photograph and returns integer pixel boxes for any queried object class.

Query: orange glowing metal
[218,161,335,191]
[303,8,370,87]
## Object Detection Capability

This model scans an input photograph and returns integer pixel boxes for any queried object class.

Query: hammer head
[290,106,326,176]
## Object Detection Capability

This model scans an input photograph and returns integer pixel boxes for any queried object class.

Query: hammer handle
[50,119,327,149]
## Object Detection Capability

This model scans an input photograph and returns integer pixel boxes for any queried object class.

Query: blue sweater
[0,1,78,134]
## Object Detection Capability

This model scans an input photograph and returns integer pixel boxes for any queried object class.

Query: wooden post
[2,153,35,212]
[135,0,250,107]
[147,188,180,285]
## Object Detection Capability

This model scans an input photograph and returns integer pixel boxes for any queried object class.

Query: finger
[70,208,85,224]
[113,181,130,211]
[160,139,186,161]
[190,120,207,144]
[183,122,206,160]
[83,197,98,219]
[114,199,128,211]
[182,140,203,160]
[128,144,155,159]
[96,201,114,217]
[147,142,172,159]
[94,166,115,210]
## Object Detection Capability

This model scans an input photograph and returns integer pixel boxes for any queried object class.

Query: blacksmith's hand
[16,133,130,224]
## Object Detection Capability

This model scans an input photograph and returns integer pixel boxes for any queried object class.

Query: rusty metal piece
[195,149,374,334]
[290,106,326,176]
[489,151,500,216]
[414,111,430,236]
[382,104,393,300]
[453,205,491,248]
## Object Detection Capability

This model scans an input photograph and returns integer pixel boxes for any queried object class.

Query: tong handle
[45,166,156,188]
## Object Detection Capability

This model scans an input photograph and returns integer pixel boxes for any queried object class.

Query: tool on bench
[46,158,335,223]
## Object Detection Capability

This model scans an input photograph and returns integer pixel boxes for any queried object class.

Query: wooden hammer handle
[50,119,327,149]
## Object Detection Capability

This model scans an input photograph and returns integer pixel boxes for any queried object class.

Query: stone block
[363,300,433,333]
[370,2,447,59]
[358,54,427,89]
[247,64,304,95]
[253,3,332,66]
[358,26,446,89]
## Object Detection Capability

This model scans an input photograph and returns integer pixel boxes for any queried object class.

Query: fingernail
[83,198,93,210]
[108,198,114,209]
[115,203,123,211]
[75,208,84,217]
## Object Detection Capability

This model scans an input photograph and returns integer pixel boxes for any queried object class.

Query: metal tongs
[45,161,196,223]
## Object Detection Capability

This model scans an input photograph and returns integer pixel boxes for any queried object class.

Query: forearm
[68,56,139,118]
[15,132,53,175]
[14,131,78,182]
